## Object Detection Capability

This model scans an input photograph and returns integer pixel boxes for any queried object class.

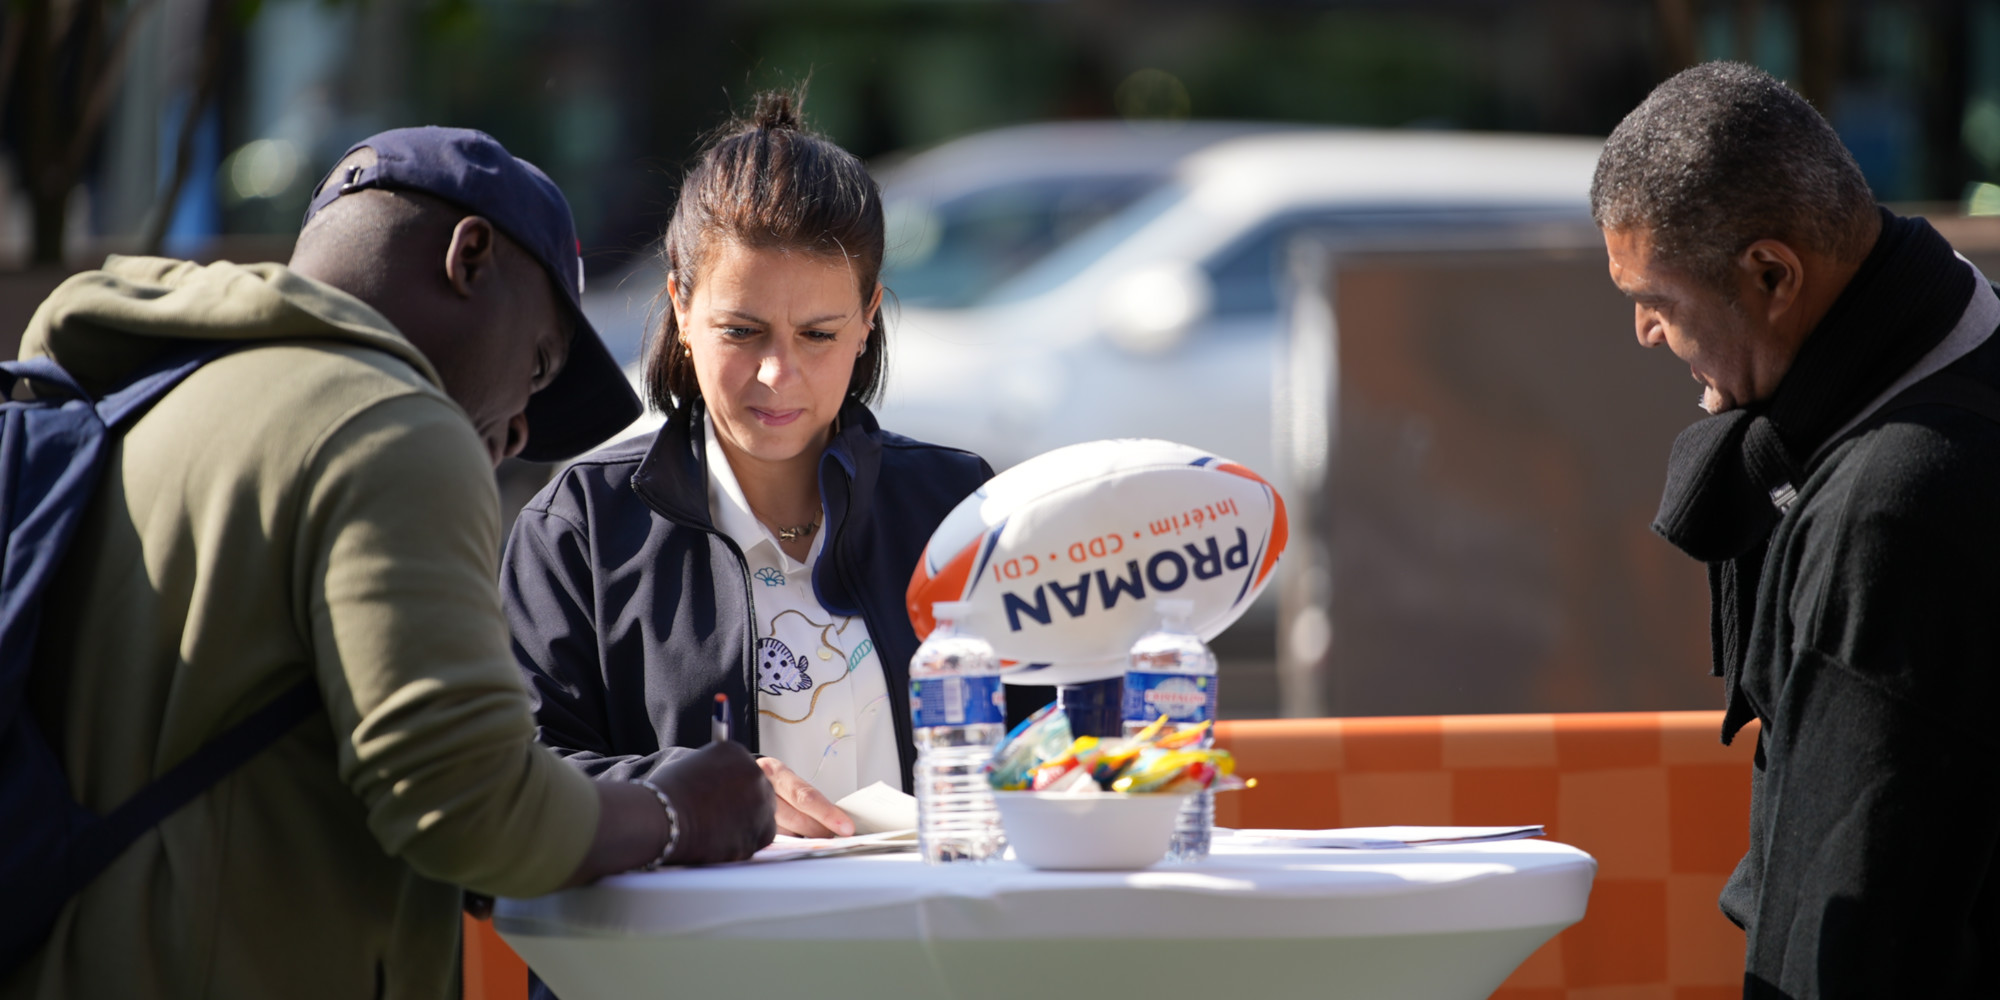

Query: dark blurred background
[7,0,1998,719]
[8,0,1996,271]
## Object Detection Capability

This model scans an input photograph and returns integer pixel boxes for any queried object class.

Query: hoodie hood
[20,255,439,394]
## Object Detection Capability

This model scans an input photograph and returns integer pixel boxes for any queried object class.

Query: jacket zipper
[627,411,766,752]
[714,531,760,754]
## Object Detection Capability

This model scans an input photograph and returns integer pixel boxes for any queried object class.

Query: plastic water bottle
[1121,598,1219,862]
[909,601,1007,864]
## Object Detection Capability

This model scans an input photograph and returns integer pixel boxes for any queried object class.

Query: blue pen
[712,693,731,744]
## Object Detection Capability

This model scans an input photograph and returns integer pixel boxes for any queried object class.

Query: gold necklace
[773,514,821,541]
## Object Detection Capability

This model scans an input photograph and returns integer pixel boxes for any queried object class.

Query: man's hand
[756,757,854,838]
[650,741,778,864]
[562,742,776,888]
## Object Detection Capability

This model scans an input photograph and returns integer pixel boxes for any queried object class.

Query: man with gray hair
[1597,62,2000,995]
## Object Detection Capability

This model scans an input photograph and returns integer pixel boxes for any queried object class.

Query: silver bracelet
[634,778,681,870]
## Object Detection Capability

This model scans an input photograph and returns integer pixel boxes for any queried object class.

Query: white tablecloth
[496,837,1596,1000]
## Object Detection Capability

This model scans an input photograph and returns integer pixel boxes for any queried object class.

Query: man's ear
[1739,239,1805,325]
[444,216,499,299]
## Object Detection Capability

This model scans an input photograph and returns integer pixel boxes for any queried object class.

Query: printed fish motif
[756,638,813,695]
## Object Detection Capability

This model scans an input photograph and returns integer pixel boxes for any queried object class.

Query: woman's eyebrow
[715,308,769,326]
[717,307,853,328]
[794,312,852,328]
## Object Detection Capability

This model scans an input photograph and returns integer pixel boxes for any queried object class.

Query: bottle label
[1122,671,1216,724]
[911,674,1005,729]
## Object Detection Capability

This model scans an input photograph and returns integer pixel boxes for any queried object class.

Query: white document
[1224,825,1545,850]
[835,780,919,836]
[750,829,917,863]
[739,783,921,864]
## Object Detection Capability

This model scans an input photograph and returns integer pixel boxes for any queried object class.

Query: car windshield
[882,175,1158,309]
[979,182,1187,306]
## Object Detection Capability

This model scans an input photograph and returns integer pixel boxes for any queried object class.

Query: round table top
[496,836,1596,943]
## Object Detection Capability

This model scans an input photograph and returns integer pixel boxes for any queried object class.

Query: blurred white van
[872,130,1605,479]
[876,120,1292,308]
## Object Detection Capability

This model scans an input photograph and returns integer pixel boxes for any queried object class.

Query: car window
[883,176,1158,309]
[1206,225,1294,318]
[1204,205,1595,319]
[980,183,1188,306]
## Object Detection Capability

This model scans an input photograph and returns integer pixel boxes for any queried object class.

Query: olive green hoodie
[3,257,599,999]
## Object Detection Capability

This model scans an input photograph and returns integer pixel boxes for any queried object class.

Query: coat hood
[20,255,439,393]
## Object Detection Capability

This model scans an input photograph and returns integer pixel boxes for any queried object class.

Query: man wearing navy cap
[3,128,774,999]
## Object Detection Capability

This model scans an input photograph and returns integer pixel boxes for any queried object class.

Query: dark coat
[500,399,992,791]
[1647,213,2000,998]
[1728,330,2000,997]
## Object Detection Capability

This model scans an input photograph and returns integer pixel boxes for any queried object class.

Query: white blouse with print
[705,422,901,803]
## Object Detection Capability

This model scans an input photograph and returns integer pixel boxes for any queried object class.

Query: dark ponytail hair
[646,88,889,416]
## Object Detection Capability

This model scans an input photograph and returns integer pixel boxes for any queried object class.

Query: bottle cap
[1154,598,1195,622]
[931,601,974,621]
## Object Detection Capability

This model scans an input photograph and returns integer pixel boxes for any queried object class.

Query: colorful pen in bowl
[712,692,731,744]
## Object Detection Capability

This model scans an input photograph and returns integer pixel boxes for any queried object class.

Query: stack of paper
[1224,825,1545,849]
[838,781,919,835]
[747,782,923,864]
[751,829,917,863]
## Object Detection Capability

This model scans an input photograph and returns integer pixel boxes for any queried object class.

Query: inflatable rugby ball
[908,439,1287,684]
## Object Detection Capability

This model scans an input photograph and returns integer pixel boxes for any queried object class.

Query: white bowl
[991,789,1192,870]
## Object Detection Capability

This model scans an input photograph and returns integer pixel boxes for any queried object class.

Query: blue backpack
[0,345,320,972]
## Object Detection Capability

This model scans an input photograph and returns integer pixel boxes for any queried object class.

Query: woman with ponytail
[501,91,993,839]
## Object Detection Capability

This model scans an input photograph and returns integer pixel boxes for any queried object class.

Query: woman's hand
[756,757,855,837]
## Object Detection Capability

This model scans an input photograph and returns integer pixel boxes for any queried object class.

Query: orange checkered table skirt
[465,710,1755,1000]
[1214,711,1755,1000]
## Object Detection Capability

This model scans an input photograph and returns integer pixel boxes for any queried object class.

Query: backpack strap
[0,343,235,426]
[1873,369,2000,426]
[45,341,320,884]
[94,345,236,428]
[0,358,88,403]
[62,677,321,898]
[0,341,321,972]
[1820,369,2000,470]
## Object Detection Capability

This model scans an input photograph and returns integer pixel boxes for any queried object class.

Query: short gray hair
[1591,62,1877,290]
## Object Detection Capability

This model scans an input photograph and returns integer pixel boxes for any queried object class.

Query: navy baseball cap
[303,126,641,462]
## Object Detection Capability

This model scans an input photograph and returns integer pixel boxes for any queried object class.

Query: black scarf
[1651,210,1975,741]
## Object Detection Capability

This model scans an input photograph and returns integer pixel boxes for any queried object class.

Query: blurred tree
[16,0,1983,271]
[0,0,276,264]
[139,0,235,255]
[1656,0,1700,74]
[1794,0,1843,110]
[0,0,158,263]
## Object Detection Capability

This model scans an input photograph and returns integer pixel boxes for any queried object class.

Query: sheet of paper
[835,781,919,836]
[1223,825,1545,849]
[750,829,918,863]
